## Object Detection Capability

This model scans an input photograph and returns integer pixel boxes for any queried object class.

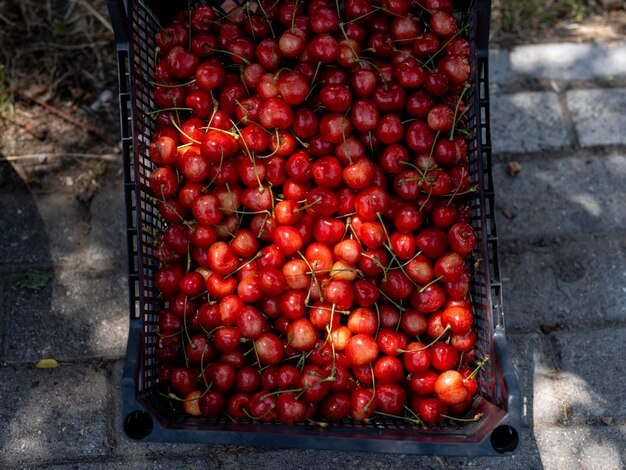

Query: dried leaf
[507,161,523,176]
[35,358,59,369]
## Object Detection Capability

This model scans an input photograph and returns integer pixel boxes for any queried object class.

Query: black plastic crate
[107,0,521,455]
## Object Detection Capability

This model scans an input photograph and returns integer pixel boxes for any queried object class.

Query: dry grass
[490,0,610,44]
[0,0,116,108]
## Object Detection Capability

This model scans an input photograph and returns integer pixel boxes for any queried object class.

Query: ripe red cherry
[439,54,471,85]
[412,396,447,425]
[323,279,355,311]
[440,305,473,335]
[435,370,468,406]
[381,269,414,301]
[273,225,304,256]
[349,69,377,97]
[408,369,438,396]
[406,120,435,153]
[350,388,377,421]
[373,356,404,385]
[166,46,200,79]
[207,241,238,276]
[306,33,339,63]
[431,11,458,38]
[319,112,352,144]
[431,342,460,372]
[254,332,284,365]
[195,61,225,89]
[287,318,318,352]
[434,251,465,282]
[312,156,343,188]
[169,367,198,396]
[345,334,379,366]
[319,84,352,113]
[354,185,390,221]
[416,227,449,259]
[350,98,379,132]
[259,97,294,129]
[278,71,310,106]
[448,221,477,256]
[320,393,351,422]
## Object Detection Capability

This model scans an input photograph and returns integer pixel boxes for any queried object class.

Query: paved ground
[1,39,626,469]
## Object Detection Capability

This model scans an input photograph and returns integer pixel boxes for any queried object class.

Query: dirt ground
[0,0,624,202]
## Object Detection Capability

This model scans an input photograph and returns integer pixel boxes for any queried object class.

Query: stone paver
[490,92,570,154]
[551,328,626,423]
[0,161,51,268]
[507,333,563,427]
[534,425,626,470]
[34,192,91,268]
[0,363,109,466]
[493,154,626,239]
[25,458,212,470]
[88,181,127,265]
[567,88,626,148]
[3,269,128,362]
[499,236,626,331]
[489,41,626,83]
[488,48,514,85]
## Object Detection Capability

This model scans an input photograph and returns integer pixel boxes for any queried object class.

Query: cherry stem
[170,115,201,145]
[297,250,325,303]
[423,24,471,70]
[398,160,427,178]
[363,363,377,414]
[374,411,427,429]
[149,78,196,88]
[419,274,444,293]
[346,218,363,246]
[376,212,420,289]
[445,185,479,203]
[343,7,378,25]
[450,83,472,140]
[294,196,322,212]
[159,388,209,403]
[397,325,451,353]
[243,403,276,421]
[440,412,484,423]
[464,355,490,383]
[404,403,428,428]
[307,418,329,428]
[201,152,224,192]
[203,47,250,65]
[223,251,263,279]
[256,0,276,38]
[360,252,388,282]
[304,62,323,101]
[306,303,350,316]
[147,106,192,117]
[377,290,407,312]
[291,0,300,34]
[295,373,336,401]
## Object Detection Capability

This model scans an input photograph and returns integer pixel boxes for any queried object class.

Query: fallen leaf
[35,358,59,369]
[507,161,522,176]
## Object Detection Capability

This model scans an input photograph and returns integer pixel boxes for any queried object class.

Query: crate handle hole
[490,425,519,453]
[124,410,153,440]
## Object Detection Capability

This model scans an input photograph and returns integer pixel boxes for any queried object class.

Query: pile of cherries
[148,0,488,427]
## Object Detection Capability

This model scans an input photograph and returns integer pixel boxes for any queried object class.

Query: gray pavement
[1,39,626,469]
